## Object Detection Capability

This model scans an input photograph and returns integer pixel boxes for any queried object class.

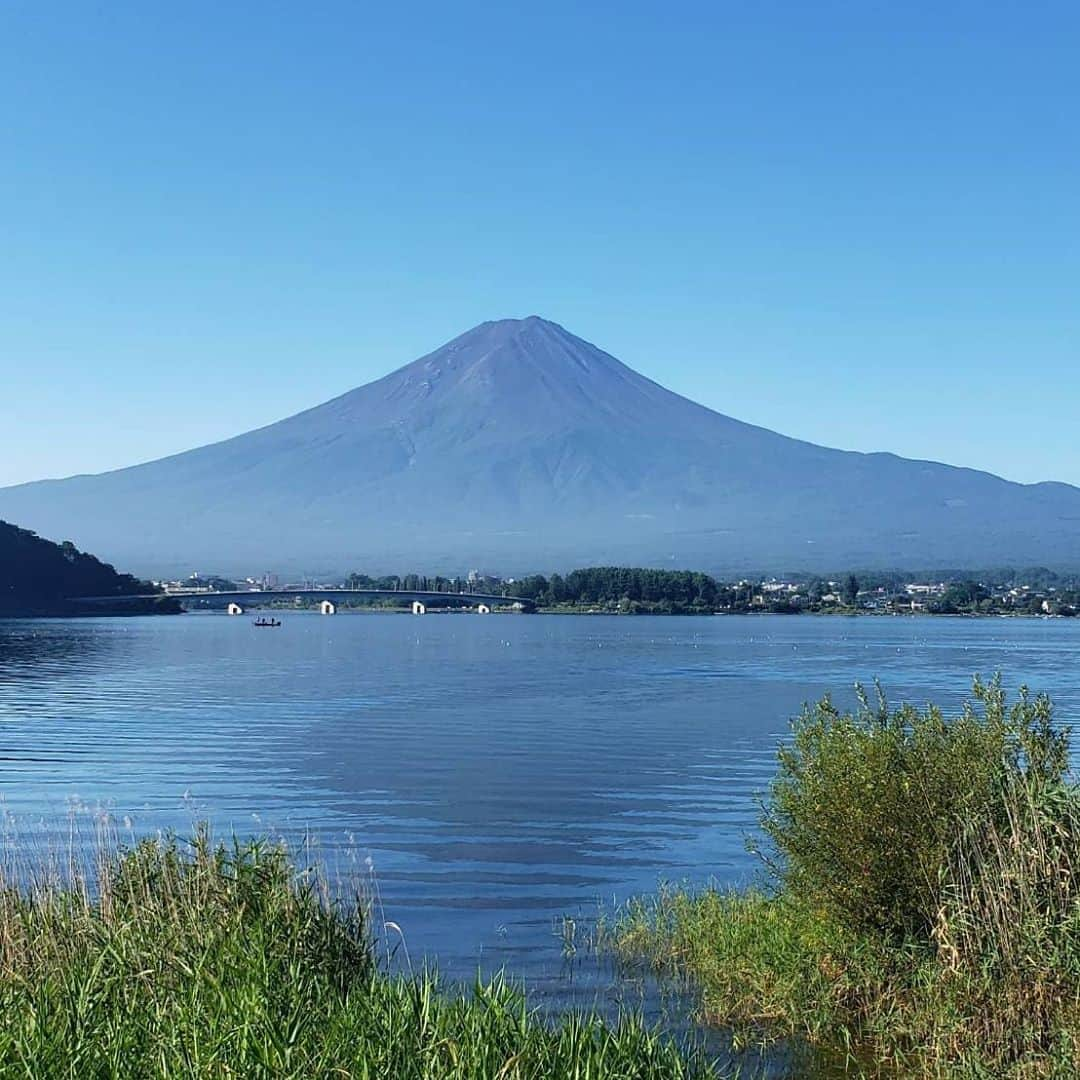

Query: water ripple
[2,611,1079,998]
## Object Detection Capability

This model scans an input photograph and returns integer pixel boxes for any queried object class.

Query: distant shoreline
[22,606,1063,621]
[534,607,1072,619]
[4,602,1071,621]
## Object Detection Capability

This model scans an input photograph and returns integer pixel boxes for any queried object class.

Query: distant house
[761,580,799,594]
[887,595,925,612]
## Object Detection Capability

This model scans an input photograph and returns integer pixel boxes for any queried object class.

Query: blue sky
[2,2,1077,488]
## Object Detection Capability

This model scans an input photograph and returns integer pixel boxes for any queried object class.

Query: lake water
[2,612,1079,1033]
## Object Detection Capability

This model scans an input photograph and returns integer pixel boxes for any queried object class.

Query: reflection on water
[1,612,1078,1069]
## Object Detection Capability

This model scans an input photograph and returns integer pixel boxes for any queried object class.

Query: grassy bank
[0,832,715,1078]
[607,677,1080,1077]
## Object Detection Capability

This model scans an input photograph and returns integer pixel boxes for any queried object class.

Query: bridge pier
[411,601,426,615]
[319,600,336,615]
[227,602,243,615]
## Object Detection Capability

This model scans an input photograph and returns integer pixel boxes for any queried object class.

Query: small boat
[253,617,282,628]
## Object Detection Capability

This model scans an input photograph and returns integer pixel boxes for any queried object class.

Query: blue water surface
[1,611,1077,1039]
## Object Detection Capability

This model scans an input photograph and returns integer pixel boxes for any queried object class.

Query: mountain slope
[2,316,1078,575]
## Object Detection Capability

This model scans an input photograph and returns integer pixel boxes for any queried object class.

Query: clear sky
[2,2,1077,488]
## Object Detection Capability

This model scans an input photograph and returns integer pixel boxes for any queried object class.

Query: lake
[1,611,1078,1023]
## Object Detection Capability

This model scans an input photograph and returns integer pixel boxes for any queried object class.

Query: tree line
[507,567,724,611]
[344,567,726,611]
[0,520,167,615]
[339,564,1080,616]
[344,573,495,593]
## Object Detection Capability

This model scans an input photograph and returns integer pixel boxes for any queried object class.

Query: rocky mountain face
[2,316,1078,576]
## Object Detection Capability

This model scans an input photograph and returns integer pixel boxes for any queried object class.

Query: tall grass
[0,828,717,1078]
[933,769,1080,1067]
[607,677,1080,1077]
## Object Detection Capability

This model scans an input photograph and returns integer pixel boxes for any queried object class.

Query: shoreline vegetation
[0,829,713,1079]
[607,677,1080,1077]
[2,678,1076,1076]
[332,567,1079,617]
[0,519,178,617]
[171,566,1080,619]
[503,567,1080,617]
[3,514,1075,620]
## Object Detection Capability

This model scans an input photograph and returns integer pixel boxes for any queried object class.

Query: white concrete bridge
[74,588,534,614]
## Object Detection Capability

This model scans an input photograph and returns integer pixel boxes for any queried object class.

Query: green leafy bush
[761,676,1067,940]
[612,677,1080,1075]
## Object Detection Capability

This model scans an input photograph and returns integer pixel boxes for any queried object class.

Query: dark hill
[0,520,172,615]
[1,317,1078,576]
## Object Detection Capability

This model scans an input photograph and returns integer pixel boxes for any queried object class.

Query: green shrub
[610,678,1080,1075]
[761,676,1067,940]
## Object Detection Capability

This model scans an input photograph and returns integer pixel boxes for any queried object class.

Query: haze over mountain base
[3,317,1078,578]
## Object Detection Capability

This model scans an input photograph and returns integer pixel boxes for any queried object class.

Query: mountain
[0,519,174,615]
[2,316,1078,576]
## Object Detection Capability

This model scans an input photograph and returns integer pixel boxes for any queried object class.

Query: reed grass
[0,827,717,1078]
[606,678,1080,1077]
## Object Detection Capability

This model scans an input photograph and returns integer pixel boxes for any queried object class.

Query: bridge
[74,588,536,615]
